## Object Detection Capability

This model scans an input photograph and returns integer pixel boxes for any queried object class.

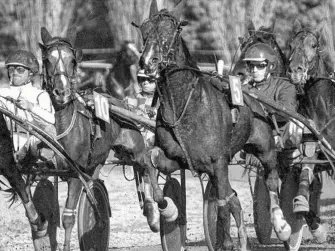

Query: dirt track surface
[0,162,335,251]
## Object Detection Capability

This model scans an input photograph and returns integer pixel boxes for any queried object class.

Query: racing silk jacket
[0,82,55,130]
[246,75,297,126]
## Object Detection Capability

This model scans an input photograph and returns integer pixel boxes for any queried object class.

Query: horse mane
[180,38,199,71]
[319,43,335,75]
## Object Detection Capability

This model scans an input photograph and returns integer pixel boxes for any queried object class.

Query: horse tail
[0,179,19,207]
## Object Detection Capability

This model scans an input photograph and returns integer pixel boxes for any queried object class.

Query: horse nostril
[53,89,61,96]
[151,57,159,64]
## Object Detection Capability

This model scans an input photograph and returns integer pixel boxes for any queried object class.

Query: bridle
[42,40,77,97]
[287,30,320,82]
[140,13,188,70]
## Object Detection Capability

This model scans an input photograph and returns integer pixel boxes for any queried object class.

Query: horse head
[39,27,83,107]
[137,0,190,77]
[233,20,286,79]
[287,19,330,85]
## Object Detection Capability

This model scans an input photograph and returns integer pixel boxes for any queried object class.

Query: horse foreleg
[229,192,250,251]
[294,159,315,213]
[141,167,160,232]
[143,146,180,222]
[264,160,291,241]
[62,178,82,251]
[214,156,235,251]
[305,173,327,243]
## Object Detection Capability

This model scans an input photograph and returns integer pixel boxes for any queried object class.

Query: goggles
[8,65,28,74]
[247,62,268,70]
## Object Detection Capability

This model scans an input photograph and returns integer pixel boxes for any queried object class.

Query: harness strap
[62,208,76,217]
[56,107,78,140]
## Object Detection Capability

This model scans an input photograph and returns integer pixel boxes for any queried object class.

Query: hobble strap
[217,192,236,207]
[62,208,76,217]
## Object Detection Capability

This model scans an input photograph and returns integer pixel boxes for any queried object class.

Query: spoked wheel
[203,180,218,251]
[253,170,273,244]
[281,169,306,251]
[32,178,60,251]
[160,177,186,251]
[77,179,111,251]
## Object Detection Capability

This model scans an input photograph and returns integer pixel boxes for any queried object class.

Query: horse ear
[247,20,256,35]
[293,19,303,34]
[170,0,186,20]
[314,18,326,38]
[67,26,77,47]
[38,43,47,59]
[41,27,52,45]
[75,49,83,63]
[149,0,159,18]
[270,19,276,33]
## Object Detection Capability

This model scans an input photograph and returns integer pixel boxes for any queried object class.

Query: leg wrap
[62,208,76,228]
[217,192,236,207]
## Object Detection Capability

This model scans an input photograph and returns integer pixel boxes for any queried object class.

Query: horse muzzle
[52,88,72,105]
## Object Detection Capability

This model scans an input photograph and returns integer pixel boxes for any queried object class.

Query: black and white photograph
[0,0,335,250]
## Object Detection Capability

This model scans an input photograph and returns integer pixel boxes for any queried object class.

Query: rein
[55,104,78,140]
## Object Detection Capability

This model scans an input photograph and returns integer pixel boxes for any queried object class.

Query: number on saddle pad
[93,91,110,123]
[229,75,244,106]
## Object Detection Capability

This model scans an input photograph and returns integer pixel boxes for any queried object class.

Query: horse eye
[312,44,317,49]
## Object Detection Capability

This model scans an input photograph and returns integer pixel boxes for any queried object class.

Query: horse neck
[54,100,84,138]
[160,39,198,120]
[302,55,335,125]
[113,60,132,83]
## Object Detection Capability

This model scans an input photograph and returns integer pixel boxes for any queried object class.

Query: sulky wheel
[160,177,186,251]
[281,169,306,251]
[77,179,111,251]
[253,170,273,244]
[32,178,60,251]
[203,180,218,251]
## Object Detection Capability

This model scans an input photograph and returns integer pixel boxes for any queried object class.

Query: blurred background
[0,0,334,82]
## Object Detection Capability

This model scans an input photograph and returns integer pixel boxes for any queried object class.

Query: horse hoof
[33,234,51,251]
[272,208,291,241]
[311,223,327,243]
[144,201,160,232]
[293,195,309,213]
[159,197,178,222]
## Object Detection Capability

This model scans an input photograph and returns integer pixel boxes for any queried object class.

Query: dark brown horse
[137,1,291,250]
[75,41,140,99]
[232,20,287,78]
[104,41,140,99]
[286,19,335,243]
[38,27,157,251]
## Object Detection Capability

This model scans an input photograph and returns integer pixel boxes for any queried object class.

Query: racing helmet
[137,69,150,79]
[243,43,277,64]
[5,50,39,74]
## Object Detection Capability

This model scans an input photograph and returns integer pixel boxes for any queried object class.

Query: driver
[242,43,298,149]
[0,50,55,165]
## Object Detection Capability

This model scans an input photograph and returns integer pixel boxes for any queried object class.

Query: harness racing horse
[286,19,335,243]
[39,27,158,251]
[233,20,286,78]
[137,1,291,250]
[75,41,140,99]
[104,41,141,99]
